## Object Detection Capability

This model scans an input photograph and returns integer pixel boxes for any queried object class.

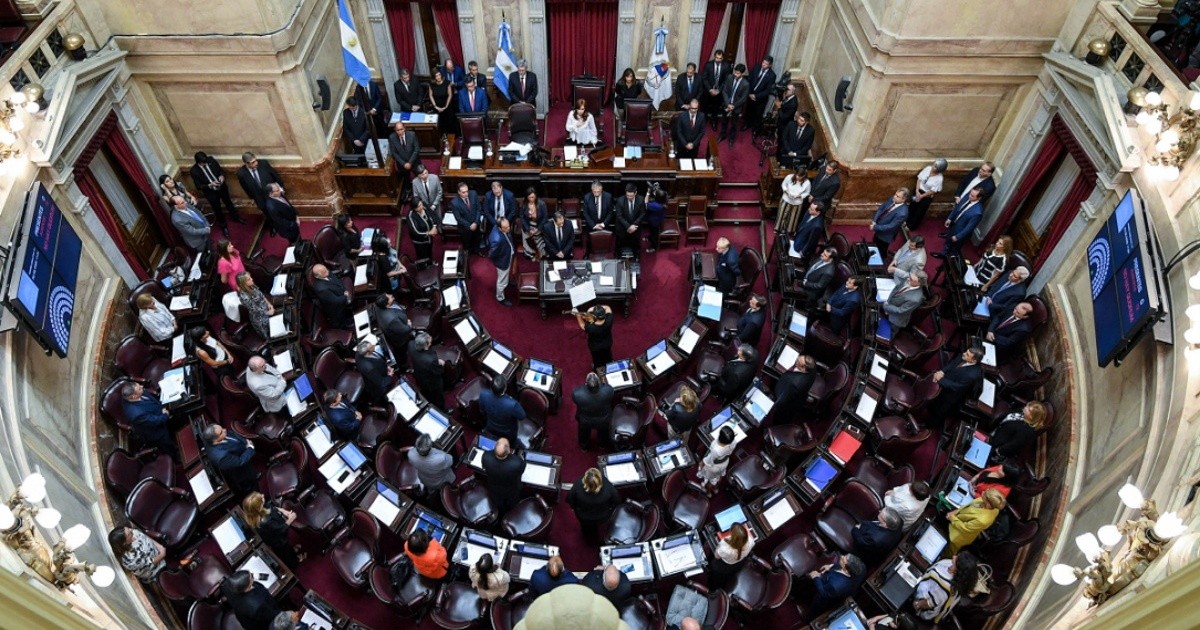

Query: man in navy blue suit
[791,200,825,261]
[987,302,1034,362]
[954,161,997,203]
[121,382,178,461]
[734,294,767,346]
[457,76,489,114]
[582,181,615,233]
[488,218,515,306]
[821,276,864,334]
[943,187,984,256]
[480,375,525,445]
[715,237,740,293]
[852,507,905,564]
[808,553,867,617]
[483,180,516,228]
[323,389,362,441]
[542,212,576,260]
[203,425,258,496]
[982,266,1029,325]
[869,188,910,255]
[929,346,985,425]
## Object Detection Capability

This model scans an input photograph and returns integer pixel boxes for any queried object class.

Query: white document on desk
[188,256,203,280]
[467,448,485,469]
[590,262,603,273]
[189,469,214,504]
[855,391,878,422]
[241,554,278,590]
[518,556,547,580]
[876,278,897,302]
[304,424,334,457]
[448,157,463,170]
[762,498,797,530]
[270,274,287,296]
[269,314,287,338]
[354,264,368,287]
[870,355,889,382]
[388,387,422,421]
[444,285,464,311]
[283,247,297,266]
[599,275,614,287]
[368,494,401,525]
[354,310,372,337]
[564,145,578,161]
[482,350,510,375]
[964,266,982,287]
[413,414,449,441]
[159,369,187,404]
[453,318,477,345]
[647,351,675,376]
[553,260,568,271]
[547,270,561,282]
[980,379,996,406]
[273,350,294,374]
[657,544,697,574]
[569,281,597,308]
[679,158,694,171]
[695,159,713,171]
[776,344,800,371]
[605,462,641,484]
[172,335,185,364]
[300,610,334,630]
[983,342,997,367]
[214,518,246,556]
[613,157,627,168]
[169,296,192,311]
[678,328,700,354]
[522,464,554,487]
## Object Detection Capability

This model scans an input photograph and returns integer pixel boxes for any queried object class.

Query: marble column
[768,0,800,69]
[616,0,636,80]
[411,2,429,75]
[457,0,478,68]
[529,0,549,116]
[687,0,707,67]
[364,0,399,85]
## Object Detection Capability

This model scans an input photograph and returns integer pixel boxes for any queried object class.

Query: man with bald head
[987,301,1035,362]
[310,263,352,329]
[582,564,632,608]
[528,554,579,596]
[245,356,287,413]
[481,437,525,514]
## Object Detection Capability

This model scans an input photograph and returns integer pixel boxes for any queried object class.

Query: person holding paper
[614,183,646,261]
[882,271,927,330]
[408,199,438,262]
[582,181,615,233]
[800,247,837,308]
[310,264,353,329]
[987,302,1034,362]
[573,372,615,449]
[452,182,485,255]
[852,507,905,564]
[869,188,910,256]
[121,382,179,461]
[820,275,864,334]
[715,237,740,293]
[696,426,737,495]
[203,424,258,496]
[808,553,867,618]
[107,525,166,583]
[481,438,526,515]
[529,556,579,596]
[911,552,980,623]
[542,211,575,261]
[245,356,287,413]
[480,375,525,445]
[242,492,304,568]
[577,305,615,368]
[774,354,817,424]
[236,272,274,341]
[409,434,457,495]
[487,218,516,306]
[409,332,446,408]
[929,346,986,426]
[888,235,928,286]
[710,522,755,589]
[135,293,177,342]
[568,468,620,544]
[989,400,1047,461]
[884,481,932,530]
[355,339,394,408]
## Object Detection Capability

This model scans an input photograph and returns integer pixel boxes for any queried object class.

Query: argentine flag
[338,0,371,88]
[494,21,518,98]
[645,25,672,109]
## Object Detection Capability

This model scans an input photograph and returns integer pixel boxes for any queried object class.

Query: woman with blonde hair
[236,271,274,340]
[241,491,305,568]
[975,235,1013,291]
[947,488,1005,554]
[469,553,511,601]
[664,384,701,441]
[135,293,177,342]
[567,467,620,545]
[709,521,755,589]
[990,400,1047,461]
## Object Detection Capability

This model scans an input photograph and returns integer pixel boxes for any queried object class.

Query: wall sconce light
[18,83,46,114]
[1134,90,1200,182]
[1050,483,1187,606]
[1085,38,1110,66]
[63,33,86,61]
[0,473,114,590]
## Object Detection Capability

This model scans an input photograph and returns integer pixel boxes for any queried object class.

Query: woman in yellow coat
[947,488,1006,554]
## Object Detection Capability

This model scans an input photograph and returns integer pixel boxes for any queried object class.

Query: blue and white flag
[645,25,672,109]
[494,21,518,97]
[338,0,371,88]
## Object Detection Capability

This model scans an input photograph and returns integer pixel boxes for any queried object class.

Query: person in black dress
[221,571,284,630]
[572,372,615,450]
[241,492,304,569]
[408,200,438,262]
[613,68,643,124]
[429,69,456,136]
[567,467,620,545]
[334,212,361,262]
[577,305,614,368]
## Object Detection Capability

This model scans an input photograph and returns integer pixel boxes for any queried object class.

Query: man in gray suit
[801,246,837,307]
[883,270,927,329]
[245,356,287,413]
[408,433,457,496]
[411,164,444,224]
[169,195,211,251]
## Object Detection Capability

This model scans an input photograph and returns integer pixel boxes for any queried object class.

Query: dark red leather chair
[441,475,498,528]
[660,470,710,531]
[369,563,438,619]
[490,589,535,630]
[618,595,666,630]
[313,226,347,271]
[602,499,661,545]
[222,376,291,446]
[312,347,365,404]
[408,291,444,340]
[892,329,945,370]
[456,115,488,157]
[693,341,729,380]
[157,552,230,602]
[125,478,199,550]
[676,581,728,629]
[285,486,347,544]
[430,581,487,629]
[814,480,883,554]
[873,416,934,466]
[806,362,851,408]
[848,458,915,498]
[264,437,308,499]
[771,533,834,579]
[621,99,654,146]
[611,393,656,450]
[883,371,940,415]
[454,375,490,429]
[588,229,615,259]
[500,495,554,541]
[727,556,792,614]
[357,403,399,453]
[299,301,355,354]
[104,447,176,498]
[727,453,786,501]
[376,443,423,494]
[330,508,381,589]
[729,247,764,301]
[763,424,817,466]
[112,335,172,384]
[186,600,240,630]
[804,322,851,368]
[100,378,135,432]
[516,388,548,451]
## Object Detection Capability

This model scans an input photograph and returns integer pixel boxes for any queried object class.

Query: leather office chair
[848,458,914,497]
[572,77,607,136]
[517,256,541,304]
[128,280,171,318]
[375,443,423,494]
[824,232,852,260]
[186,600,240,630]
[658,198,681,249]
[958,581,1016,623]
[813,480,883,553]
[222,376,291,446]
[602,499,661,545]
[356,403,399,453]
[660,469,710,531]
[872,416,934,466]
[684,195,709,244]
[217,327,266,362]
[588,229,615,259]
[805,322,852,368]
[892,329,945,369]
[997,361,1053,399]
[264,437,309,499]
[157,551,230,602]
[807,361,851,410]
[312,226,347,271]
[727,453,786,501]
[763,424,817,467]
[408,291,444,340]
[500,495,554,541]
[506,102,539,145]
[441,475,498,528]
[112,335,172,385]
[284,486,347,544]
[457,114,487,157]
[771,533,834,580]
[454,375,489,429]
[100,378,136,433]
[491,590,535,630]
[430,581,488,629]
[104,447,176,498]
[560,197,581,221]
[727,556,792,614]
[330,508,381,589]
[692,340,730,382]
[400,253,441,297]
[312,347,365,404]
[369,563,438,619]
[436,344,466,390]
[516,388,549,451]
[690,581,730,629]
[621,99,654,146]
[125,478,199,550]
[611,393,656,450]
[618,595,665,630]
[154,246,194,283]
[299,301,355,356]
[883,371,940,416]
[729,248,764,301]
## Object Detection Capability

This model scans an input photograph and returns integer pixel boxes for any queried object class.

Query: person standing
[715,237,739,294]
[408,200,438,262]
[709,522,755,589]
[701,50,728,124]
[734,293,766,346]
[392,67,423,113]
[809,161,842,210]
[451,182,484,255]
[781,112,816,171]
[869,188,910,256]
[487,218,515,307]
[929,346,986,424]
[342,97,370,154]
[942,187,985,256]
[672,99,706,159]
[409,332,446,409]
[169,195,211,252]
[663,385,701,442]
[241,492,304,568]
[507,59,538,105]
[773,354,816,423]
[135,293,177,343]
[310,264,352,329]
[790,200,825,262]
[566,99,599,146]
[191,151,243,227]
[542,211,575,261]
[263,183,300,244]
[614,183,645,260]
[645,188,666,253]
[480,375,525,445]
[469,553,511,601]
[376,293,413,366]
[717,64,749,146]
[674,63,704,110]
[774,84,799,152]
[481,438,526,515]
[222,571,284,630]
[582,181,614,233]
[458,76,489,114]
[409,434,457,495]
[697,426,736,495]
[889,235,928,285]
[572,372,615,450]
[388,121,421,202]
[743,55,776,132]
[236,272,274,341]
[576,305,614,368]
[529,555,579,596]
[245,356,286,413]
[203,425,258,496]
[355,338,393,407]
[777,169,811,235]
[567,468,620,545]
[909,159,947,229]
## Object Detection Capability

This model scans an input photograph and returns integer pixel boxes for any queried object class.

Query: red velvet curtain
[105,126,178,249]
[384,0,416,72]
[742,2,779,68]
[429,0,463,66]
[547,1,619,103]
[74,165,146,279]
[1036,173,1097,269]
[700,1,729,66]
[983,128,1066,244]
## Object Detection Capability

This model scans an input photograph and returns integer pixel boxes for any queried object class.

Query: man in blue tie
[203,425,258,496]
[942,187,984,256]
[169,194,211,251]
[121,382,179,461]
[791,200,826,262]
[982,267,1030,325]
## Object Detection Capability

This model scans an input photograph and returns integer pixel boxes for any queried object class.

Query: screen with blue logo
[1087,191,1155,367]
[10,185,81,357]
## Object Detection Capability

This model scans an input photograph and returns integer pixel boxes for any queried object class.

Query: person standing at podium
[672,99,706,159]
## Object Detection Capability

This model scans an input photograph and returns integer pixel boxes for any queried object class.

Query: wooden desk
[335,165,399,216]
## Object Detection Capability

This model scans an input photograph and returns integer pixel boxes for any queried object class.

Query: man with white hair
[245,356,287,413]
[852,507,905,564]
[355,338,393,406]
[983,266,1030,326]
[507,59,538,105]
[582,563,632,608]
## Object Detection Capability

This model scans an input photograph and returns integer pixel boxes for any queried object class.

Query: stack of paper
[522,465,555,487]
[762,498,796,530]
[854,391,878,422]
[448,156,463,170]
[304,423,334,457]
[876,278,897,302]
[269,314,287,338]
[159,368,187,403]
[697,286,723,321]
[613,157,627,168]
[605,462,641,484]
[870,354,889,382]
[982,342,997,367]
[368,494,401,525]
[282,247,297,266]
[387,386,422,420]
[679,158,694,171]
[172,335,185,364]
[694,159,713,171]
[482,350,511,375]
[354,264,368,287]
[270,275,288,296]
[444,285,464,310]
[776,344,800,371]
[678,327,700,354]
[189,469,215,504]
[169,295,192,311]
[564,145,578,161]
[980,379,996,406]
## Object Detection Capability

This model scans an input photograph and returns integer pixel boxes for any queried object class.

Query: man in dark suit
[782,112,816,170]
[507,59,538,105]
[322,389,362,441]
[801,247,837,307]
[774,354,817,422]
[408,332,446,409]
[809,554,867,617]
[943,187,984,256]
[744,55,776,132]
[310,264,352,329]
[481,438,526,515]
[710,344,758,401]
[392,68,423,113]
[236,152,283,212]
[987,302,1034,362]
[982,267,1030,325]
[674,63,703,110]
[774,84,799,150]
[735,294,767,346]
[464,61,486,91]
[388,121,421,201]
[821,276,864,334]
[717,64,749,145]
[715,237,740,293]
[930,346,986,424]
[203,425,258,496]
[121,382,179,460]
[355,338,393,406]
[483,180,517,228]
[672,99,706,159]
[583,565,633,609]
[457,76,489,114]
[542,211,575,260]
[190,151,243,227]
[614,183,646,260]
[480,375,525,445]
[487,218,515,306]
[582,181,614,232]
[376,293,413,366]
[263,183,300,243]
[342,97,370,154]
[809,161,841,209]
[451,182,484,254]
[852,508,904,565]
[701,50,728,123]
[791,200,826,260]
[953,161,997,203]
[572,372,615,450]
[869,188,910,255]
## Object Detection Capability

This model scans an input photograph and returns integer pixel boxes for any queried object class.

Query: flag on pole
[494,21,518,98]
[337,0,371,88]
[645,25,672,109]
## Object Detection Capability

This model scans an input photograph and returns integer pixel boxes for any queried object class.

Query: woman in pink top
[215,239,246,292]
